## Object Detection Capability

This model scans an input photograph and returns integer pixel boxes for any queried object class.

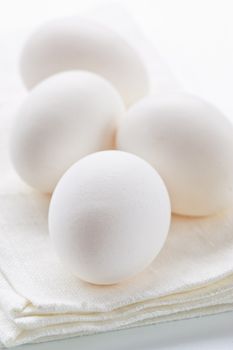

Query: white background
[1,0,233,349]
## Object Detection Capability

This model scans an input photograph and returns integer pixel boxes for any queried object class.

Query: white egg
[20,17,149,106]
[11,71,125,193]
[49,151,171,285]
[117,93,233,217]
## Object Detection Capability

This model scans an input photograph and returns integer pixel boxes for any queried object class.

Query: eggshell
[117,93,233,216]
[20,17,149,106]
[10,71,125,193]
[49,150,171,285]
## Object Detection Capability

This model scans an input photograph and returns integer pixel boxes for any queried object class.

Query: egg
[117,93,233,217]
[10,71,125,193]
[20,17,149,106]
[49,151,171,285]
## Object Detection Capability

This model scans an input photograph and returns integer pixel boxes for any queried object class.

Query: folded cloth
[1,6,233,348]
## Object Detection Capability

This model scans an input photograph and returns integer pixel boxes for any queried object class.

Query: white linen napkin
[1,6,233,348]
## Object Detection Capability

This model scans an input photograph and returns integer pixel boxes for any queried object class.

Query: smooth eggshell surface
[20,17,149,106]
[117,94,233,216]
[49,151,171,285]
[11,71,125,193]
